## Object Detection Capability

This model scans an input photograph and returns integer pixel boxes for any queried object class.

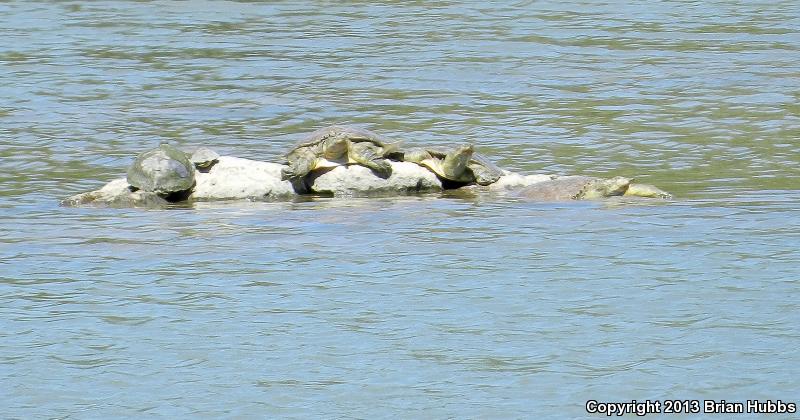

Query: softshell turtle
[519,176,631,201]
[281,125,400,180]
[190,147,220,171]
[126,143,195,197]
[402,143,504,186]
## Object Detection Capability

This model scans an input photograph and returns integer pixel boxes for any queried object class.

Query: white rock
[93,178,131,197]
[67,157,561,207]
[61,157,441,206]
[192,156,294,200]
[306,161,442,196]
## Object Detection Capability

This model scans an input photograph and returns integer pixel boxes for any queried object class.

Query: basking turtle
[519,176,631,201]
[281,125,400,181]
[126,143,196,197]
[402,143,504,186]
[190,147,220,171]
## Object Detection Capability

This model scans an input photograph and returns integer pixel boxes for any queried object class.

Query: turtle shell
[126,144,195,194]
[519,176,631,201]
[190,147,220,169]
[518,176,595,201]
[289,125,391,152]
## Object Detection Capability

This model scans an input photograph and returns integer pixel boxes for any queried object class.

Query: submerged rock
[60,179,170,208]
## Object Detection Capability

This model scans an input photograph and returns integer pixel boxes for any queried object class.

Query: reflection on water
[1,1,799,417]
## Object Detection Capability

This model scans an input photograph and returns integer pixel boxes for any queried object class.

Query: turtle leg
[281,149,318,181]
[349,142,392,177]
[404,149,449,179]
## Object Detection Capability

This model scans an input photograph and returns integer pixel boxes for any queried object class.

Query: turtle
[126,143,196,198]
[518,176,631,201]
[401,143,504,186]
[280,125,401,181]
[190,147,220,171]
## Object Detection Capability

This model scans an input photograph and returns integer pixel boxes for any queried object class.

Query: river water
[2,1,799,418]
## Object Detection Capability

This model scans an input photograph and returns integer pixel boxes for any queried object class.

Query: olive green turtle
[280,125,401,181]
[518,176,631,201]
[190,147,220,171]
[126,143,196,197]
[401,143,504,186]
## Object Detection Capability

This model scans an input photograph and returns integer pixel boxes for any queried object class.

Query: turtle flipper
[349,141,393,177]
[281,148,319,181]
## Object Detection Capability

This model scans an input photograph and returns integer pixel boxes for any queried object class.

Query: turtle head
[579,176,631,199]
[452,143,474,155]
[441,143,474,179]
[321,134,349,160]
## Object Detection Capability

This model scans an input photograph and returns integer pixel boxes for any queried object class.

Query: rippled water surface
[2,1,799,418]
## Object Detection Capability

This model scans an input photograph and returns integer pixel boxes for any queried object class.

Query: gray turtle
[519,176,631,201]
[281,125,400,181]
[126,143,195,197]
[190,147,220,171]
[402,143,504,186]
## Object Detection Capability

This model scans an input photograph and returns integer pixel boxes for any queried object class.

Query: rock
[61,157,444,206]
[66,151,648,207]
[61,156,296,207]
[192,156,294,200]
[306,161,443,196]
[60,179,170,208]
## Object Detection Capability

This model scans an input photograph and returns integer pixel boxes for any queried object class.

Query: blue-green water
[2,1,799,418]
